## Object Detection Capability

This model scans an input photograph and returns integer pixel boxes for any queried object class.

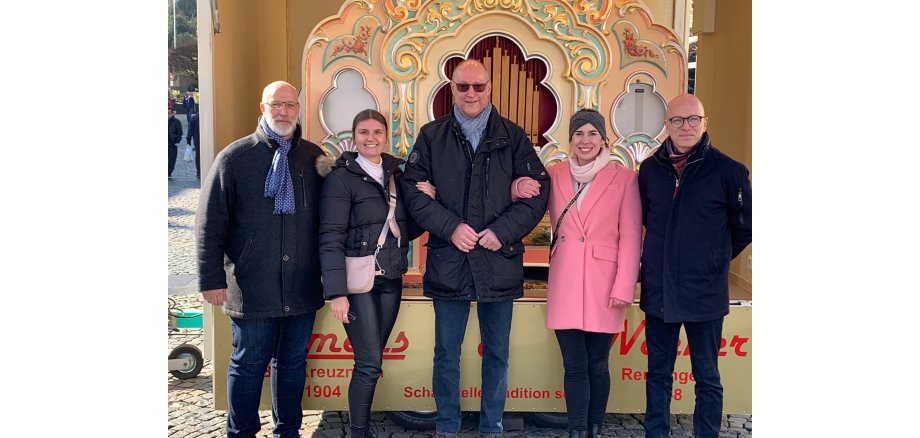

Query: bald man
[197,81,327,438]
[402,60,549,438]
[637,94,752,438]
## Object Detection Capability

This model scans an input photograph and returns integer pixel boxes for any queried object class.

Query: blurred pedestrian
[168,107,183,178]
[183,88,196,119]
[187,112,201,178]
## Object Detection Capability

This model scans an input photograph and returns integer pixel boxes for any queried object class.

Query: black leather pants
[343,276,402,436]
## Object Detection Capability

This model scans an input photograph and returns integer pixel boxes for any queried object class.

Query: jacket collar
[449,109,513,152]
[335,151,404,175]
[654,131,711,165]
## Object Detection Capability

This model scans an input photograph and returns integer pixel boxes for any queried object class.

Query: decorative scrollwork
[382,0,611,84]
[387,78,416,158]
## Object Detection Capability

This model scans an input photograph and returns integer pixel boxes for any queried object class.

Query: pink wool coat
[545,161,642,333]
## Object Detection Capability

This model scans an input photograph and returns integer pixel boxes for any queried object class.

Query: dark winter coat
[638,132,752,322]
[196,122,326,318]
[186,113,200,147]
[168,116,183,146]
[318,152,423,299]
[401,109,549,302]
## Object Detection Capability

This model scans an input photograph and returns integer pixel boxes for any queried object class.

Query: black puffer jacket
[196,123,326,318]
[401,109,550,302]
[318,152,423,299]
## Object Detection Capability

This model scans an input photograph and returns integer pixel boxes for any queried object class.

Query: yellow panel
[211,302,751,413]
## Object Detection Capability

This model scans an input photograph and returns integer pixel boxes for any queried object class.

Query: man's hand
[416,181,436,199]
[202,288,227,306]
[477,228,502,252]
[451,223,479,252]
[608,297,631,308]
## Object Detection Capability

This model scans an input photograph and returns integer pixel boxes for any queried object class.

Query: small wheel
[169,344,203,379]
[385,411,437,430]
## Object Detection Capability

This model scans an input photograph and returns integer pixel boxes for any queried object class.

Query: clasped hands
[451,223,502,252]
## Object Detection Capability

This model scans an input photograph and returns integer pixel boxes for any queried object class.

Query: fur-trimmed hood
[315,153,335,177]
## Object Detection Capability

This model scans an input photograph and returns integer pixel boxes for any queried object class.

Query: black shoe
[350,426,377,438]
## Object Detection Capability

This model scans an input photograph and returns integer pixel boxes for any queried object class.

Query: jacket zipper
[299,170,307,207]
[737,188,745,224]
[671,156,703,199]
[484,156,491,202]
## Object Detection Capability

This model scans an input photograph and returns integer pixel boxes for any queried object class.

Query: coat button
[284,306,290,312]
[561,236,566,242]
[282,255,290,261]
[362,241,367,246]
[579,236,585,242]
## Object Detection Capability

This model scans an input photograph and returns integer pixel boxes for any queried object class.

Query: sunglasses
[454,82,488,92]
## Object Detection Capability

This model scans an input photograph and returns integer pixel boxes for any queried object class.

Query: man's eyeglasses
[667,115,705,128]
[264,101,300,111]
[453,82,488,92]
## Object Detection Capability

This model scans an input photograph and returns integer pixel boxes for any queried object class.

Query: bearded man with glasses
[638,94,752,438]
[197,80,328,438]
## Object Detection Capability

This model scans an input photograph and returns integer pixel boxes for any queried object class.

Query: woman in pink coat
[515,109,641,438]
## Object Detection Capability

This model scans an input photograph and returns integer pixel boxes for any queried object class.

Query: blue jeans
[644,314,724,438]
[432,299,513,436]
[227,312,316,438]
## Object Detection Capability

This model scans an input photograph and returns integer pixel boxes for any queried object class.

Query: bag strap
[375,176,398,247]
[371,176,399,275]
[550,182,588,253]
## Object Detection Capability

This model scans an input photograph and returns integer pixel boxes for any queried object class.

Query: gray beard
[267,118,295,138]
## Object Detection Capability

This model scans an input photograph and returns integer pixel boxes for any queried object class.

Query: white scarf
[568,152,609,209]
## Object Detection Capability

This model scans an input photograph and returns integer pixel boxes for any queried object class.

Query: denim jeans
[227,312,316,438]
[643,314,724,438]
[554,330,614,431]
[343,277,402,437]
[432,299,513,436]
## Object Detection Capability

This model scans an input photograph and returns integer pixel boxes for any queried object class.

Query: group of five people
[196,59,752,438]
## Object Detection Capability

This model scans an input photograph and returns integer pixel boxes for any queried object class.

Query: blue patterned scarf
[453,103,492,153]
[259,117,296,215]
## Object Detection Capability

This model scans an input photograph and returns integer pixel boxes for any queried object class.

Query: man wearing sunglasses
[638,94,752,438]
[402,59,549,438]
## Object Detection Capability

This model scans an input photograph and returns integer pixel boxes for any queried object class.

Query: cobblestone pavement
[167,122,752,436]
